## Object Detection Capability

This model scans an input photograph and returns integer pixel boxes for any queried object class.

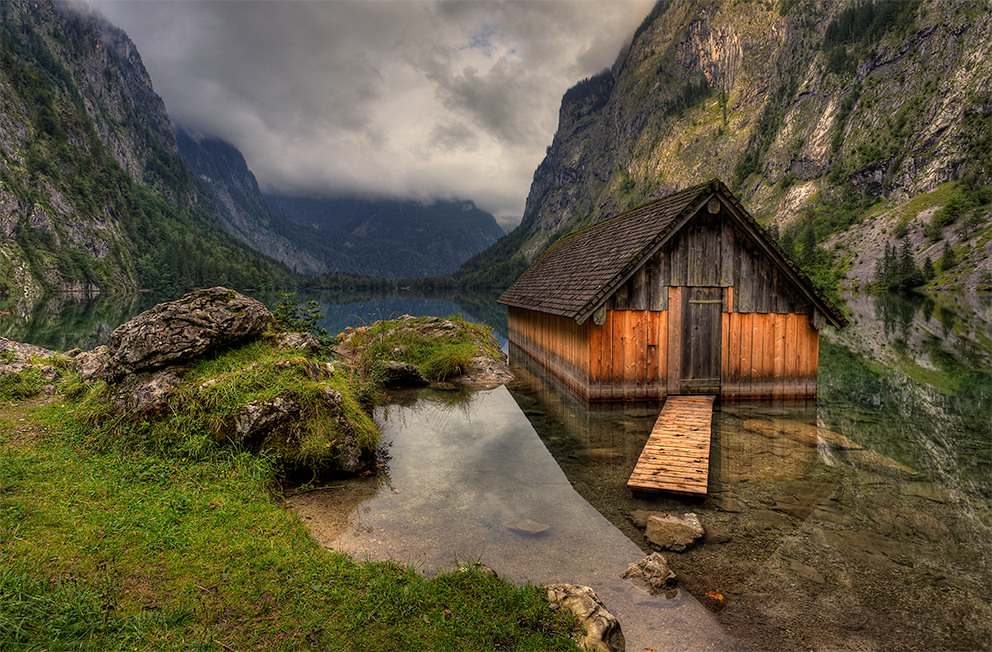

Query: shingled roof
[498,179,847,328]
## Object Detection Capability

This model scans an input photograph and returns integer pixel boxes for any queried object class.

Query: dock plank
[627,395,715,496]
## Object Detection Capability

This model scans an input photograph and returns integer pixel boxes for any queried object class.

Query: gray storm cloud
[86,0,655,229]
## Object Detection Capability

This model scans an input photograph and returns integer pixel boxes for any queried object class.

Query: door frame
[667,286,724,395]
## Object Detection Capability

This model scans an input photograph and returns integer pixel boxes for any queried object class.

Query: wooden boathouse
[498,179,847,402]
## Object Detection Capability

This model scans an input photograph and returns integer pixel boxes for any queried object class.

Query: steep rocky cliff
[469,0,990,292]
[174,126,330,276]
[0,0,286,300]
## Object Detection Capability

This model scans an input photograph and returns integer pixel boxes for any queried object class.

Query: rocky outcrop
[102,287,273,381]
[33,286,378,477]
[337,315,512,390]
[545,584,625,652]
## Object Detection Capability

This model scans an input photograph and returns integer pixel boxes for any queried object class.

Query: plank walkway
[627,395,716,496]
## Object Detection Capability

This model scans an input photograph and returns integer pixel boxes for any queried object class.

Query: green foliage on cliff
[1,11,291,295]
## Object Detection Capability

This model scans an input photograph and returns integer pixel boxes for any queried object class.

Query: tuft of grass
[350,315,502,383]
[0,367,44,401]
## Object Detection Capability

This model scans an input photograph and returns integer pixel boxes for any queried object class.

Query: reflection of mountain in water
[0,293,157,351]
[506,297,992,651]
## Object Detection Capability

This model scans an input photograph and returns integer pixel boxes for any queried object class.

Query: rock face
[645,513,705,552]
[545,584,625,652]
[467,0,991,291]
[103,287,274,380]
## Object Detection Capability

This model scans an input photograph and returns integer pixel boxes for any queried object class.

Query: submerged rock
[645,513,704,552]
[622,552,678,595]
[508,519,550,535]
[545,584,625,652]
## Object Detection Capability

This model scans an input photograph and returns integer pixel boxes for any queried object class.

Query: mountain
[173,126,329,276]
[0,0,289,302]
[263,193,504,278]
[175,125,505,279]
[460,0,991,293]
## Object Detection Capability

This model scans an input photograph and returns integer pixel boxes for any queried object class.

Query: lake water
[4,288,990,650]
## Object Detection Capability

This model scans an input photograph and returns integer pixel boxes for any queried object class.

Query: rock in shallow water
[544,584,624,652]
[508,519,549,535]
[622,552,678,595]
[645,513,704,552]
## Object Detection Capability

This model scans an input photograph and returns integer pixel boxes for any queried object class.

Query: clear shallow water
[290,386,737,652]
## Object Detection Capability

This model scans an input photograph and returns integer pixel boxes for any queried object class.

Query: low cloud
[88,0,655,228]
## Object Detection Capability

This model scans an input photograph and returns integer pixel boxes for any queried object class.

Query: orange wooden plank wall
[721,312,818,398]
[587,310,669,400]
[507,307,591,393]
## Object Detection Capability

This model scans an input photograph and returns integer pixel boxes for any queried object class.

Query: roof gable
[498,179,847,328]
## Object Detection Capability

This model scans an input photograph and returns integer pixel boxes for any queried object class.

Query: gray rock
[381,360,429,387]
[74,345,110,380]
[622,552,678,595]
[233,397,300,444]
[645,513,704,552]
[327,434,374,473]
[0,336,57,363]
[112,367,187,414]
[104,287,274,380]
[702,524,732,544]
[545,584,625,652]
[274,332,321,355]
[508,519,550,535]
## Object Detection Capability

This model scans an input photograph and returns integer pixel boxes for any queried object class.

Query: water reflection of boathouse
[498,179,847,402]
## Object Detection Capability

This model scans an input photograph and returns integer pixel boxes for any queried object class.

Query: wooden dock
[627,395,716,495]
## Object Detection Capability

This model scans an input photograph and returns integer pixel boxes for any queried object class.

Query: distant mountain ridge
[176,127,505,279]
[262,193,504,278]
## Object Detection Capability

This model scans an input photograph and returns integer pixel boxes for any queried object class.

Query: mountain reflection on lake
[5,288,990,650]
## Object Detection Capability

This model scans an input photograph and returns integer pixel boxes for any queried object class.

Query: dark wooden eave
[498,179,848,329]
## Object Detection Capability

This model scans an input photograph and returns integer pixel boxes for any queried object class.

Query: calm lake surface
[4,288,990,650]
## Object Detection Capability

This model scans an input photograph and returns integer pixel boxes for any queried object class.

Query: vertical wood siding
[587,309,670,401]
[507,307,591,396]
[719,312,819,399]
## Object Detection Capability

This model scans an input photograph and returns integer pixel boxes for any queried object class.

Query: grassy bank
[0,395,579,650]
[0,314,580,651]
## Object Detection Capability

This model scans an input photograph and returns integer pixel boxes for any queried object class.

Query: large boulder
[103,287,274,380]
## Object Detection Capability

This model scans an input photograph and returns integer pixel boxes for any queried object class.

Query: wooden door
[680,286,722,394]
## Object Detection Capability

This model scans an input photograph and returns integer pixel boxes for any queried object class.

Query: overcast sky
[85,0,655,229]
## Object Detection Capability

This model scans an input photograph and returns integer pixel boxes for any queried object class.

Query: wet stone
[508,519,549,535]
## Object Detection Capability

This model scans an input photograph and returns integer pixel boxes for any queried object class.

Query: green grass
[0,400,580,651]
[349,316,503,383]
[69,340,379,475]
[0,367,44,401]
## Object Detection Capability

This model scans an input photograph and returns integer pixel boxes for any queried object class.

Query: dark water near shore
[4,288,990,650]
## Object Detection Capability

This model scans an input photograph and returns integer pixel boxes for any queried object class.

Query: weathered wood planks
[627,395,715,495]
